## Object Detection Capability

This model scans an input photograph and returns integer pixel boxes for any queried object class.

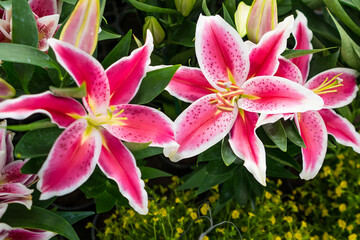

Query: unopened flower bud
[143,16,165,45]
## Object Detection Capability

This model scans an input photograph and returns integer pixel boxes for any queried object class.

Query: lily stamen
[217,104,234,112]
[216,93,233,107]
[312,73,343,95]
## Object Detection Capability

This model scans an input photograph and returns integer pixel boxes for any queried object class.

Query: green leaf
[0,43,61,71]
[178,167,207,190]
[234,167,250,206]
[0,1,12,10]
[336,105,353,121]
[2,205,79,240]
[206,157,236,176]
[202,0,211,16]
[50,83,87,98]
[21,157,46,174]
[308,50,339,78]
[102,30,132,69]
[7,119,56,132]
[323,0,360,36]
[80,168,107,198]
[350,0,360,10]
[15,127,63,158]
[131,147,163,160]
[219,179,234,205]
[98,29,121,41]
[224,0,236,17]
[282,47,336,59]
[12,0,38,47]
[170,21,196,47]
[329,11,360,70]
[266,148,301,171]
[62,0,77,4]
[221,137,237,166]
[123,142,151,152]
[222,3,236,29]
[196,172,233,195]
[198,142,222,162]
[282,120,306,148]
[56,211,94,225]
[131,65,180,104]
[139,166,171,179]
[95,191,116,213]
[266,160,297,179]
[262,121,287,152]
[127,0,178,14]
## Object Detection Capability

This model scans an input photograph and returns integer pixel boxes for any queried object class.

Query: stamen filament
[217,104,234,112]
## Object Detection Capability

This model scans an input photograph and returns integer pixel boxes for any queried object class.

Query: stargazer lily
[0,31,176,214]
[258,11,360,179]
[164,15,324,185]
[0,0,60,51]
[0,223,55,240]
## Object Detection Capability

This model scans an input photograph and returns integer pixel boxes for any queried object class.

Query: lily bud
[234,2,251,38]
[0,78,15,100]
[246,0,278,43]
[174,0,196,17]
[59,0,100,54]
[143,16,165,45]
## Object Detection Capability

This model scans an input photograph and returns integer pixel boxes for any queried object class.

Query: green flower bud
[234,2,251,38]
[143,16,165,45]
[174,0,196,17]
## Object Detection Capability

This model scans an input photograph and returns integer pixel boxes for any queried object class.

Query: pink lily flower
[0,121,36,210]
[0,223,55,240]
[0,32,176,214]
[164,15,324,185]
[259,11,360,179]
[0,0,60,51]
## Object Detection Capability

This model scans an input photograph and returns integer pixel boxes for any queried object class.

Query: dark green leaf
[196,172,233,195]
[206,157,236,176]
[282,48,336,59]
[222,3,236,29]
[224,0,236,17]
[0,43,61,71]
[62,0,77,4]
[178,167,207,190]
[2,205,79,240]
[266,148,301,171]
[221,137,237,166]
[95,191,116,213]
[15,128,63,158]
[56,211,94,225]
[139,166,171,179]
[123,142,151,152]
[80,168,108,198]
[98,29,121,41]
[170,21,196,47]
[202,0,211,16]
[132,147,163,160]
[219,179,234,205]
[131,65,180,104]
[336,106,353,121]
[234,167,250,206]
[263,121,287,152]
[323,0,360,36]
[198,142,222,162]
[282,120,306,148]
[266,161,297,179]
[21,157,46,174]
[127,0,178,14]
[102,30,132,69]
[12,0,38,47]
[308,50,339,78]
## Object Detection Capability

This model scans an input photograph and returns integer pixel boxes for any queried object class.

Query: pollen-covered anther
[217,104,234,112]
[312,73,344,95]
[216,92,233,107]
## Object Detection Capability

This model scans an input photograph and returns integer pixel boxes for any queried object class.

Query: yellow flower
[153,217,159,222]
[285,232,292,239]
[231,210,240,219]
[310,236,319,240]
[323,232,329,240]
[339,204,347,212]
[241,226,248,232]
[128,210,135,217]
[178,217,184,223]
[176,228,184,234]
[265,191,272,199]
[338,219,347,230]
[135,223,140,229]
[172,175,179,182]
[301,221,307,228]
[200,204,208,215]
[295,232,302,240]
[275,236,282,240]
[175,197,181,203]
[276,190,283,196]
[283,216,293,224]
[186,208,194,214]
[190,212,197,220]
[349,234,357,240]
[337,153,345,160]
[269,215,276,225]
[203,236,209,240]
[85,222,95,229]
[159,208,167,217]
[347,224,354,232]
[322,209,329,217]
[216,228,225,234]
[248,212,255,217]
[323,166,331,176]
[340,181,348,188]
[277,179,283,186]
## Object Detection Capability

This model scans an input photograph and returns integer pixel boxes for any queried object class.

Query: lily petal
[164,94,238,162]
[104,104,176,148]
[98,129,148,214]
[37,119,102,200]
[0,91,86,128]
[296,111,327,180]
[0,160,32,185]
[1,226,55,240]
[319,109,360,153]
[59,0,100,54]
[290,11,313,83]
[0,204,8,218]
[248,15,294,78]
[0,183,33,209]
[229,110,266,186]
[304,68,359,108]
[246,0,277,43]
[106,31,153,105]
[275,57,303,84]
[49,39,110,115]
[29,0,57,17]
[195,15,250,89]
[166,66,216,103]
[37,14,59,51]
[239,76,323,114]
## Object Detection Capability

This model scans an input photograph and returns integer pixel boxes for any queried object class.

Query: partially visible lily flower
[0,223,55,240]
[0,121,36,210]
[258,11,360,180]
[234,1,251,38]
[164,15,323,185]
[0,0,60,51]
[246,0,277,43]
[59,0,99,55]
[0,31,176,214]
